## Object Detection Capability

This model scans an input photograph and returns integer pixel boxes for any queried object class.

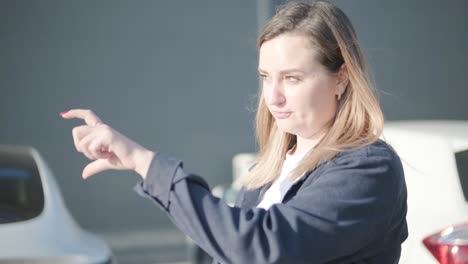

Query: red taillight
[423,223,468,264]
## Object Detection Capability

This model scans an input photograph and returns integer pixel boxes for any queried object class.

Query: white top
[256,147,312,210]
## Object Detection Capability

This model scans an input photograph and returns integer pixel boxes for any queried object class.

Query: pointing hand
[61,109,154,179]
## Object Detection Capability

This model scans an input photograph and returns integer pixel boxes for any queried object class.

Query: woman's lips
[272,111,292,119]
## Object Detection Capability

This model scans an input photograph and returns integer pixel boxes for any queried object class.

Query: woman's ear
[335,64,349,96]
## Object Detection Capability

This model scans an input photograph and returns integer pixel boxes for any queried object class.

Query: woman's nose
[264,81,286,106]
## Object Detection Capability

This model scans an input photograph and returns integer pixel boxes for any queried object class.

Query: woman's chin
[275,122,297,135]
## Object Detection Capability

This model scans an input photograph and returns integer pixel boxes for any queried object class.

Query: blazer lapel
[239,183,271,208]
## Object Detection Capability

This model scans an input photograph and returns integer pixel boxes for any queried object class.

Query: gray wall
[334,0,468,120]
[1,0,467,237]
[0,0,259,233]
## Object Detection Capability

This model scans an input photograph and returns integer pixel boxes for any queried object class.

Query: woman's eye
[285,76,301,83]
[259,74,269,81]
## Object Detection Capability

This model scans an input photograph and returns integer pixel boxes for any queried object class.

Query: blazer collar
[240,183,270,208]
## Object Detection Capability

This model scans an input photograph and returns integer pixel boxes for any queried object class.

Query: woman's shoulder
[334,139,399,162]
[311,139,406,195]
[324,139,404,177]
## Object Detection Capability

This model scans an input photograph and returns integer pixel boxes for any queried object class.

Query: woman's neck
[292,135,323,155]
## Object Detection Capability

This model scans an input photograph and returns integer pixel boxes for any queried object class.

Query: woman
[61,1,407,263]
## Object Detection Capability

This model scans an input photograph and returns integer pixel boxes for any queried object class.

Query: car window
[455,149,468,202]
[0,149,44,224]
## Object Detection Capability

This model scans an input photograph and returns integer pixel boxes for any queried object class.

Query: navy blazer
[135,139,408,264]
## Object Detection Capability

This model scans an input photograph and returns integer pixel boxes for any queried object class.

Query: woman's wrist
[134,148,155,179]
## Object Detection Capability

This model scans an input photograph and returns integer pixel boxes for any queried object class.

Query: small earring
[337,93,342,101]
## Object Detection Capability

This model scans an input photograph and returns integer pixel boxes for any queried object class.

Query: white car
[231,121,468,264]
[0,145,113,264]
[383,121,468,264]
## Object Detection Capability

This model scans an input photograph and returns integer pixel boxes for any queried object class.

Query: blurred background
[0,0,467,263]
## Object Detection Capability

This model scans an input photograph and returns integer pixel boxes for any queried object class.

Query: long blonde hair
[239,1,384,190]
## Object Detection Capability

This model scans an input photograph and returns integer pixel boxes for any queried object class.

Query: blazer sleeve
[134,149,406,264]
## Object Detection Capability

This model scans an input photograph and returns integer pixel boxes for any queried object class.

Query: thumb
[82,159,111,179]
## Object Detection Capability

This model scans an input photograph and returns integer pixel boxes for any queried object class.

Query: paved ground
[113,245,189,264]
[100,229,192,264]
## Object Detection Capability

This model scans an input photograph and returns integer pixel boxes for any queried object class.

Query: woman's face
[258,33,345,140]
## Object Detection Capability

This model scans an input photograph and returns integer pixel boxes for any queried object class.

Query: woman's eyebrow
[279,69,305,75]
[257,68,305,74]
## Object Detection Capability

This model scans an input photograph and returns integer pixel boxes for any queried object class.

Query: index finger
[60,109,103,126]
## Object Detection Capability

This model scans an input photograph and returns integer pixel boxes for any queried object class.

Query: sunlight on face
[258,33,340,141]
